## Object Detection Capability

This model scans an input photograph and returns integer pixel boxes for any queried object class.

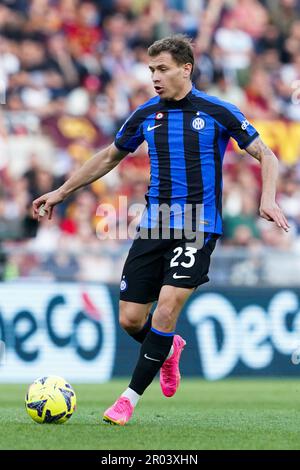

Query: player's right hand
[32,189,65,221]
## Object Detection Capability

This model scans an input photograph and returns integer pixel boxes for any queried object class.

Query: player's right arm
[32,143,128,220]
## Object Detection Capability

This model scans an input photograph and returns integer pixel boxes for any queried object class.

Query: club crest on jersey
[120,277,128,292]
[155,112,164,120]
[191,117,206,131]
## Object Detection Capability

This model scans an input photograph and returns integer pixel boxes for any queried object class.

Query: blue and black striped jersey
[115,85,259,234]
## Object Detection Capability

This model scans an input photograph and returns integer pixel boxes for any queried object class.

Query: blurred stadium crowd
[1,0,300,285]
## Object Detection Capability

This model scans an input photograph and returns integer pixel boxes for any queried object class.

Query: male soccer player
[32,35,289,426]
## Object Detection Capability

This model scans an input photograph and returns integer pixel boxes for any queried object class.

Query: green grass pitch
[1,379,300,450]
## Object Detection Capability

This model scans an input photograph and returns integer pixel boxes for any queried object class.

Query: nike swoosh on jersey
[173,273,191,279]
[147,124,162,131]
[144,354,161,362]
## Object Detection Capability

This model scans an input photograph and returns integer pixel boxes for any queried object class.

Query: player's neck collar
[160,84,194,108]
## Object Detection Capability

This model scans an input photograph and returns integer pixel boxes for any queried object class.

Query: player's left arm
[245,136,290,232]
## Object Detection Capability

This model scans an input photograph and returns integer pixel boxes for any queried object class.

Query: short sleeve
[114,109,145,153]
[222,102,259,149]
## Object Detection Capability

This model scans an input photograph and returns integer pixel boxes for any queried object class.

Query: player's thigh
[152,284,194,332]
[119,300,153,331]
[119,236,166,304]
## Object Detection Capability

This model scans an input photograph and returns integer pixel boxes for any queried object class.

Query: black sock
[129,314,152,344]
[129,328,174,395]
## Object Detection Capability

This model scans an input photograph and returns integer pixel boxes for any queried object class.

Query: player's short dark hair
[148,35,194,76]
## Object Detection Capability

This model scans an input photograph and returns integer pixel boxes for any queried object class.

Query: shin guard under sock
[129,328,174,395]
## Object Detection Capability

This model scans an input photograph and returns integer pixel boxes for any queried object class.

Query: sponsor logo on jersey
[241,119,250,130]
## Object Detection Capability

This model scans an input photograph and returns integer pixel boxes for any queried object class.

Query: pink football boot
[103,397,134,426]
[160,335,186,397]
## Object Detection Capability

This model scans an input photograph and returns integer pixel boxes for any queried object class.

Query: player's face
[149,52,192,100]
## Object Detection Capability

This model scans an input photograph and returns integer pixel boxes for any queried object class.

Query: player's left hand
[259,200,290,232]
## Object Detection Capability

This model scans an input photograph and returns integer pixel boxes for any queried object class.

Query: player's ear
[183,63,192,78]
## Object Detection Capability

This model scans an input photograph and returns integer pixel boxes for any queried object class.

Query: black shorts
[119,230,219,304]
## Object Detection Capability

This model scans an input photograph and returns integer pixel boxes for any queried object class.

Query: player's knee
[119,303,143,333]
[119,315,141,333]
